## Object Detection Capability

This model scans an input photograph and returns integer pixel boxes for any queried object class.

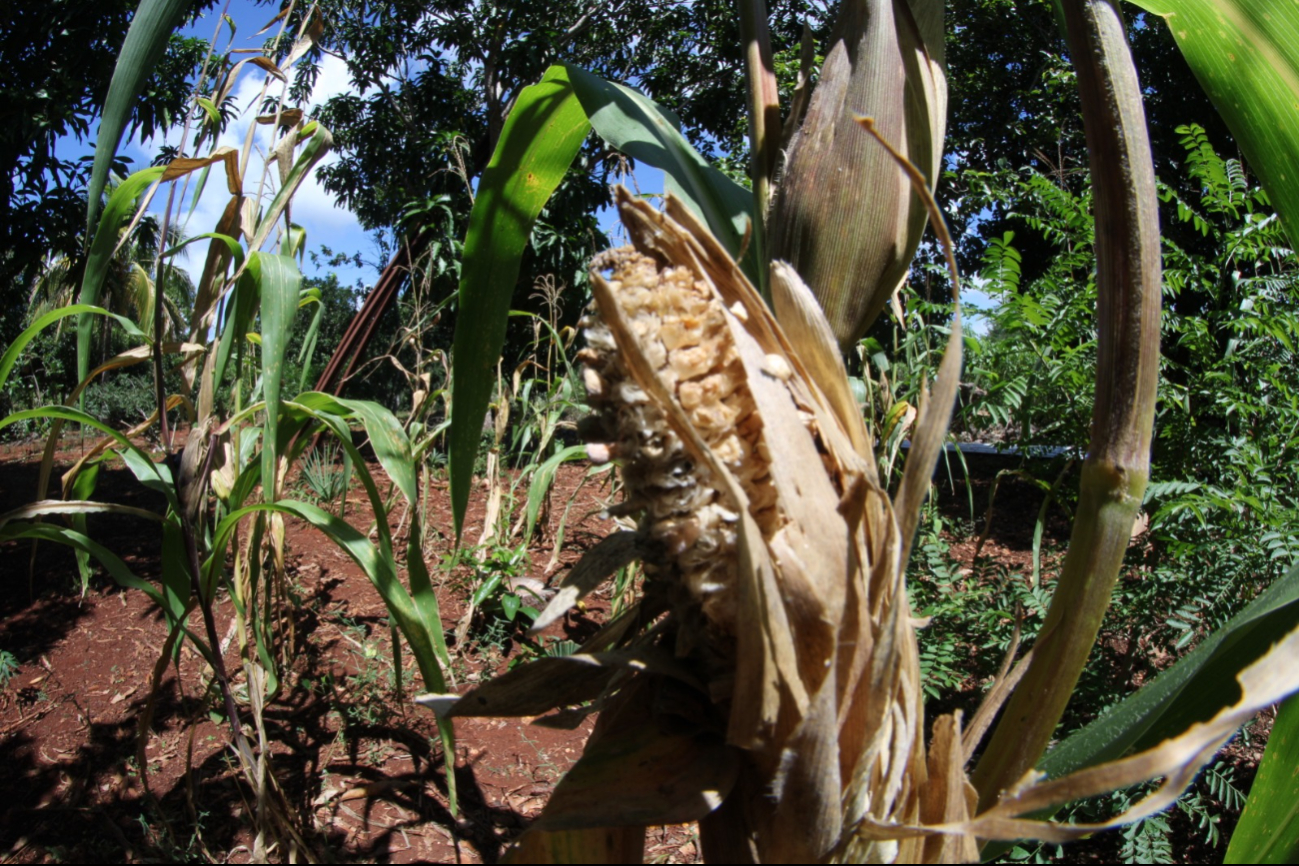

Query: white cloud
[128,52,370,286]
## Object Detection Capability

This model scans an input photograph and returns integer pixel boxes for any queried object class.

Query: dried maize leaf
[756,676,843,861]
[532,531,641,632]
[530,675,739,833]
[424,647,704,720]
[769,261,875,463]
[419,662,604,719]
[534,719,740,831]
[917,714,979,863]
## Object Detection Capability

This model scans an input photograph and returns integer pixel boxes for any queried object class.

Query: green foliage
[1228,694,1299,863]
[449,66,591,533]
[469,544,543,630]
[80,367,177,429]
[956,131,1299,632]
[907,506,1052,703]
[0,650,19,690]
[10,0,1299,858]
[299,444,349,507]
[0,0,213,318]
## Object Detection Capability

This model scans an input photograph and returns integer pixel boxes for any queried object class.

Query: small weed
[329,615,398,726]
[0,650,19,689]
[470,543,542,628]
[300,444,349,506]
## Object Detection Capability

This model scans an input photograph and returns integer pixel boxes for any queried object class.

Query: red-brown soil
[0,427,704,864]
[0,437,1269,864]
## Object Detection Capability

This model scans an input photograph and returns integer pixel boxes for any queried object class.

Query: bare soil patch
[0,439,1269,863]
[0,429,689,864]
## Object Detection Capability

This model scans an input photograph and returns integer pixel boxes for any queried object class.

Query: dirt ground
[0,434,1269,864]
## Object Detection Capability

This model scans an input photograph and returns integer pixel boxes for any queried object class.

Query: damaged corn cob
[578,242,770,632]
[576,203,935,861]
[427,186,949,862]
[421,187,1299,864]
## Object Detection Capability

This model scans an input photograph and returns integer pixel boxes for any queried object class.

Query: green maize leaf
[562,64,759,287]
[1227,693,1299,864]
[227,429,262,510]
[68,459,103,590]
[523,445,588,542]
[296,295,324,393]
[404,523,453,680]
[1128,0,1299,248]
[0,305,141,395]
[196,97,220,126]
[246,123,333,254]
[1041,559,1299,777]
[186,164,212,224]
[161,231,245,270]
[160,518,194,625]
[117,447,180,513]
[294,394,459,807]
[0,499,162,529]
[0,407,178,512]
[289,393,454,676]
[215,266,261,392]
[86,0,191,233]
[325,396,418,504]
[284,397,399,551]
[211,500,420,668]
[78,166,166,383]
[0,522,200,637]
[252,253,301,503]
[449,65,590,536]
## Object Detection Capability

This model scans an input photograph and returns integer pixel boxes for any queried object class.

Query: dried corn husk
[421,189,1299,863]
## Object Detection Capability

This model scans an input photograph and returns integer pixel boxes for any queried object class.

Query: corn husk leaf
[769,0,946,346]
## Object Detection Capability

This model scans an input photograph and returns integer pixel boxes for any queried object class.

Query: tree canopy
[0,0,216,341]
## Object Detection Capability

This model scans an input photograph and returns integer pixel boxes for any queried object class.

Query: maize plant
[18,0,1296,858]
[0,4,461,857]
[437,0,1299,861]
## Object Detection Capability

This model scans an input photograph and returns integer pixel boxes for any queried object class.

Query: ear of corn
[768,0,946,347]
[436,187,939,861]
